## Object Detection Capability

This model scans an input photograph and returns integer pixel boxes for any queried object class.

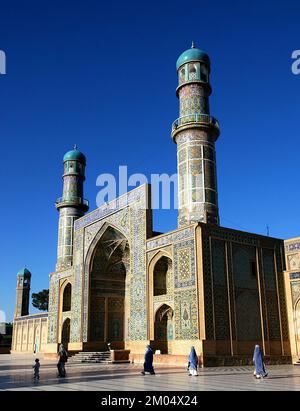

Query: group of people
[140,345,199,376]
[141,344,268,379]
[33,343,268,380]
[33,343,69,380]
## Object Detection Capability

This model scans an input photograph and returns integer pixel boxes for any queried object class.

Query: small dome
[63,147,86,164]
[176,43,210,70]
[17,267,31,277]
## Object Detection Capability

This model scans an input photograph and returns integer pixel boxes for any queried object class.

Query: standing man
[57,343,68,378]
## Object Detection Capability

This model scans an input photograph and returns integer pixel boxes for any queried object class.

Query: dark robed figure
[253,345,268,379]
[57,344,68,378]
[188,346,199,376]
[141,345,155,375]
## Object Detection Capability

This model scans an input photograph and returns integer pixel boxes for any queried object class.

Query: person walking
[57,343,68,378]
[188,347,199,376]
[141,345,155,375]
[253,345,268,379]
[33,358,40,380]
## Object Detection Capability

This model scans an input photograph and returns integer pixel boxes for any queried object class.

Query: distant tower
[172,43,220,227]
[55,147,89,271]
[14,268,31,318]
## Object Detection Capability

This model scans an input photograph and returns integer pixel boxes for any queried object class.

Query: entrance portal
[89,226,129,349]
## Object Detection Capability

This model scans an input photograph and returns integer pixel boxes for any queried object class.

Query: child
[33,358,40,380]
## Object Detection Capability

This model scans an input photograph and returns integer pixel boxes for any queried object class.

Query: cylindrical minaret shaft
[55,147,89,271]
[172,43,220,227]
[14,268,31,318]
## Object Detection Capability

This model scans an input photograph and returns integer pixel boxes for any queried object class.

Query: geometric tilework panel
[262,248,281,341]
[201,233,214,340]
[291,280,300,345]
[128,202,148,341]
[174,239,196,288]
[211,239,230,340]
[174,289,198,340]
[233,245,262,341]
[275,247,289,341]
[71,231,84,343]
[292,281,300,307]
[47,275,59,344]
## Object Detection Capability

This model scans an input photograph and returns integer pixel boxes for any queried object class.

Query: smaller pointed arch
[62,283,72,312]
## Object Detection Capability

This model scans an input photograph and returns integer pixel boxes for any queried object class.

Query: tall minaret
[172,43,220,227]
[55,147,89,271]
[14,268,31,318]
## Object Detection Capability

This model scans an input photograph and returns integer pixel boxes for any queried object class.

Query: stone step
[70,360,112,364]
[72,353,111,356]
[71,352,110,356]
[71,358,111,361]
[70,361,112,364]
[293,358,300,365]
[74,354,110,357]
[69,351,112,364]
[71,355,111,358]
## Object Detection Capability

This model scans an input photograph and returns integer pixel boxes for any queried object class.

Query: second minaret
[55,147,89,271]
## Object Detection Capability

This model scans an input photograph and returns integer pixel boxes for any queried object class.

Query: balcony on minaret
[55,196,89,211]
[172,113,220,140]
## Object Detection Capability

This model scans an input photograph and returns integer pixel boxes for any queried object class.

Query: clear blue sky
[0,0,299,322]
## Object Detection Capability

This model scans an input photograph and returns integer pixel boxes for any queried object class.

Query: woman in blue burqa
[253,345,268,379]
[141,345,155,375]
[188,346,199,376]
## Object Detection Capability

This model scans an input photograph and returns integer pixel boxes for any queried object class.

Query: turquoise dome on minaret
[63,146,86,164]
[176,42,210,70]
[17,267,31,277]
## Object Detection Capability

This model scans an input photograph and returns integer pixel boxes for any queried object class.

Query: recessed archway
[148,251,173,342]
[295,299,300,356]
[88,225,130,350]
[154,304,174,354]
[62,283,72,312]
[61,318,70,348]
[153,256,172,296]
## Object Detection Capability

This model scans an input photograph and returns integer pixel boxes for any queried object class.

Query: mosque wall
[284,238,300,363]
[200,224,291,365]
[11,313,48,354]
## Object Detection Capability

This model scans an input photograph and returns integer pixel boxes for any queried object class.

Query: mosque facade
[11,45,295,366]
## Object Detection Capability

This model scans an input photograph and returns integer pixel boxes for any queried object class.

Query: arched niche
[153,304,174,354]
[153,256,172,296]
[61,318,71,348]
[62,283,72,312]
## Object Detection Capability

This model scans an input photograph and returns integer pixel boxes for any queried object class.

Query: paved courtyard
[0,354,299,391]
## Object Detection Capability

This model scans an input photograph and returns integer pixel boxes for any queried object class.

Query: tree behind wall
[32,289,49,311]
